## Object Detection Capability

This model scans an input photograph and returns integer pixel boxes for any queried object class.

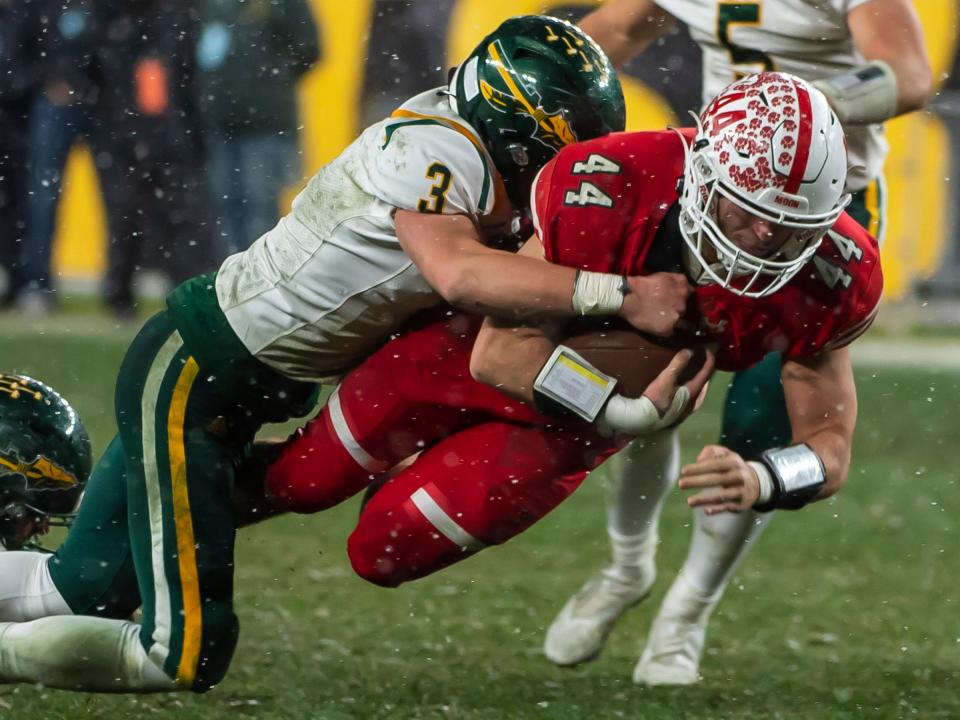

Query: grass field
[2,313,959,719]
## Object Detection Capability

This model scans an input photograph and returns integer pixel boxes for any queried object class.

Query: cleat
[544,563,655,667]
[633,572,720,686]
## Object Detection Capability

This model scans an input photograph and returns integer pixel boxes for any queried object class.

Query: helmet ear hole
[507,144,530,167]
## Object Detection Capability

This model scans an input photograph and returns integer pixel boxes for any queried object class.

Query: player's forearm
[579,0,674,67]
[580,0,673,67]
[443,248,584,322]
[399,212,597,322]
[847,0,933,117]
[887,55,933,115]
[795,427,853,501]
[469,318,557,402]
[782,350,858,502]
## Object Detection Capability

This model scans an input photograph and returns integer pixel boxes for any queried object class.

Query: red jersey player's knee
[347,492,488,588]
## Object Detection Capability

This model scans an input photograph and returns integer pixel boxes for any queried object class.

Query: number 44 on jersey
[563,154,621,208]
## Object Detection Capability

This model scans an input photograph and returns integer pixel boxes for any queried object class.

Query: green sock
[719,352,791,458]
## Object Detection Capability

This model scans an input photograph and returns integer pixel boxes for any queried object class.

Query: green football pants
[719,179,884,456]
[49,311,314,691]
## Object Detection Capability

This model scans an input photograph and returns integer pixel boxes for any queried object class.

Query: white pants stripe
[410,487,487,552]
[327,386,389,473]
[140,331,184,668]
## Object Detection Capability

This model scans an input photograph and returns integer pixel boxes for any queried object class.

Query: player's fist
[619,272,692,337]
[678,445,760,514]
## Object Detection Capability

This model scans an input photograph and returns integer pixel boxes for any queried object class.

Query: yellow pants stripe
[864,176,884,243]
[167,356,202,685]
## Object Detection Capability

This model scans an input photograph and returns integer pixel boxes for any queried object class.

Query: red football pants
[266,313,620,587]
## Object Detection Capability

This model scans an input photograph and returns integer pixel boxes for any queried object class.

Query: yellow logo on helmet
[0,375,43,402]
[0,451,78,488]
[543,23,594,73]
[482,40,577,151]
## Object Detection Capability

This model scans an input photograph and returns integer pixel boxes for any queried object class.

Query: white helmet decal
[676,72,850,298]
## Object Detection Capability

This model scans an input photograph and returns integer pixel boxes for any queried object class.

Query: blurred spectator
[94,0,214,318]
[0,0,42,306]
[195,0,319,256]
[13,0,104,314]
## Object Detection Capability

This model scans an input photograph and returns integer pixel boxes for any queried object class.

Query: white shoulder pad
[370,119,495,216]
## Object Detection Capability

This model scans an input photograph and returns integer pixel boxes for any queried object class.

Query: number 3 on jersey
[417,162,452,213]
[564,153,620,208]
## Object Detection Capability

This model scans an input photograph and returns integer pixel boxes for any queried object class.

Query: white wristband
[813,60,898,125]
[572,270,626,316]
[749,461,775,505]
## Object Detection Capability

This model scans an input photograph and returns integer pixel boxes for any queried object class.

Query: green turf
[2,322,959,719]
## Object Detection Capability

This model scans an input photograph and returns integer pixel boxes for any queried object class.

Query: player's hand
[679,445,760,514]
[642,347,714,423]
[619,272,692,337]
[596,348,714,437]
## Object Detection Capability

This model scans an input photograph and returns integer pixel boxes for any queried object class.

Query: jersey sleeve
[821,228,883,351]
[809,214,883,354]
[369,121,495,217]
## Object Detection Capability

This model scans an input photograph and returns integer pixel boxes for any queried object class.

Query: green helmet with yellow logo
[0,373,91,549]
[452,15,626,209]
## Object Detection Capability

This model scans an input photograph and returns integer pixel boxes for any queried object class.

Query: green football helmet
[0,373,92,550]
[451,15,626,209]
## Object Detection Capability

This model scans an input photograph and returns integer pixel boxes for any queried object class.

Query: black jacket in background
[95,0,204,156]
[32,0,105,106]
[0,0,42,101]
[194,0,320,136]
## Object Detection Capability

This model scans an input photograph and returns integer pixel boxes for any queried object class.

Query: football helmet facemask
[677,71,850,298]
[0,373,91,550]
[450,15,625,210]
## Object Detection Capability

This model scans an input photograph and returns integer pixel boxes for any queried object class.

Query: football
[563,321,708,399]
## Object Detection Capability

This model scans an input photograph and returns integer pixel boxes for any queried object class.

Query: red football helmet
[676,72,850,297]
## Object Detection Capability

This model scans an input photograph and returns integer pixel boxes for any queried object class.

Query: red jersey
[532,131,883,371]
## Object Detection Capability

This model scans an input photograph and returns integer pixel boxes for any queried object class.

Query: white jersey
[655,0,883,190]
[213,88,508,382]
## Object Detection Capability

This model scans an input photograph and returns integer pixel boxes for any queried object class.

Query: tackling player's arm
[397,211,579,322]
[680,348,857,514]
[578,0,676,67]
[397,212,690,334]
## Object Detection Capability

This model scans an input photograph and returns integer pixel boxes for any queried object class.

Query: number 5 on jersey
[564,153,620,208]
